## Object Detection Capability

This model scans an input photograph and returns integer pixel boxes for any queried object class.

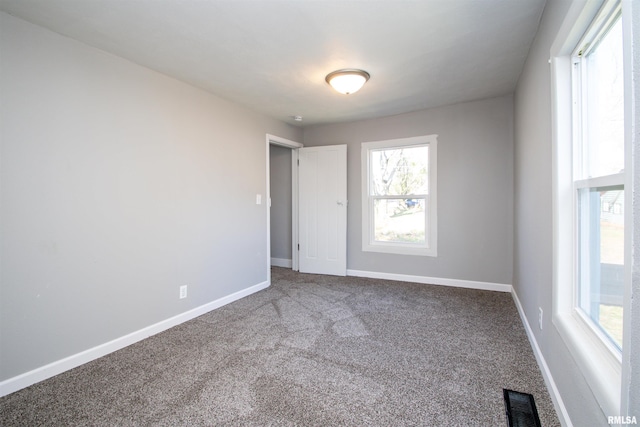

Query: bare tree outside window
[370,146,429,243]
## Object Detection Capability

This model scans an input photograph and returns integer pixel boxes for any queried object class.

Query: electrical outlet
[180,285,187,299]
[538,307,543,330]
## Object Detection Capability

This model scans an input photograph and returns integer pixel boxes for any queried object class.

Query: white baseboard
[511,290,573,427]
[0,280,270,398]
[346,269,512,293]
[271,257,292,268]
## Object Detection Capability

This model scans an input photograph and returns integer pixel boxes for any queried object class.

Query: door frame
[266,134,303,281]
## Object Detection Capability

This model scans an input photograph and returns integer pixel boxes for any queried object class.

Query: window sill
[553,311,621,416]
[362,243,437,257]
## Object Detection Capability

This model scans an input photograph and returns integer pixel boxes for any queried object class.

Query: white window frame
[572,2,625,353]
[361,135,437,257]
[551,0,631,416]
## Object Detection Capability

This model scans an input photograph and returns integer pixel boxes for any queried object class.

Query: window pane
[373,198,426,244]
[583,17,624,178]
[370,146,428,196]
[577,186,624,348]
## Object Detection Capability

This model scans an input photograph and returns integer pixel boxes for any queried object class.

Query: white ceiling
[0,0,546,127]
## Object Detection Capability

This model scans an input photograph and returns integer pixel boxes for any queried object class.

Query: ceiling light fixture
[325,69,370,95]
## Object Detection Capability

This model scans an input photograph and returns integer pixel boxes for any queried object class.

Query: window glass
[574,12,624,351]
[577,186,624,348]
[373,198,426,244]
[370,146,429,196]
[582,18,624,179]
[369,145,429,247]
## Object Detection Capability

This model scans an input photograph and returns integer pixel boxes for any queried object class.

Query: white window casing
[551,0,631,417]
[361,135,437,257]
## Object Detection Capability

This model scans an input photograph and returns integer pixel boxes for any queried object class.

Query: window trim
[361,135,438,257]
[551,0,629,417]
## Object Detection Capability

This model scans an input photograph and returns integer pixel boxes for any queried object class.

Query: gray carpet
[1,267,560,426]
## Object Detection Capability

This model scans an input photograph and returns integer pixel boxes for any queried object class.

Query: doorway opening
[266,134,302,280]
[266,135,348,281]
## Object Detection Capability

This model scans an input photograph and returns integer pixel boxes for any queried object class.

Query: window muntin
[573,8,624,352]
[362,135,437,256]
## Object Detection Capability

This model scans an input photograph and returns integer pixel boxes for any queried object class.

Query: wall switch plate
[256,194,262,205]
[180,285,187,299]
[538,307,543,330]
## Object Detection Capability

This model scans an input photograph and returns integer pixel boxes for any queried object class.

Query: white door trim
[266,134,303,282]
[291,148,300,271]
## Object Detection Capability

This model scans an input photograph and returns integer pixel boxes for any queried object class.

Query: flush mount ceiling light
[325,69,370,95]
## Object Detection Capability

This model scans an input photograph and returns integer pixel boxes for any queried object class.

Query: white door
[298,145,347,276]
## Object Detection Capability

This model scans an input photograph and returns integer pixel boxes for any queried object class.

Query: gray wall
[303,96,514,285]
[0,12,301,382]
[269,145,292,261]
[514,0,640,423]
[513,1,593,422]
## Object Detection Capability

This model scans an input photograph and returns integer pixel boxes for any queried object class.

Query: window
[361,135,437,256]
[572,6,625,351]
[551,0,629,416]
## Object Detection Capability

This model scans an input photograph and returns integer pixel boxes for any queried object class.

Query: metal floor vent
[503,389,542,427]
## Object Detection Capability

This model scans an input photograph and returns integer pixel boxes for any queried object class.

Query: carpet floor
[1,267,560,426]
